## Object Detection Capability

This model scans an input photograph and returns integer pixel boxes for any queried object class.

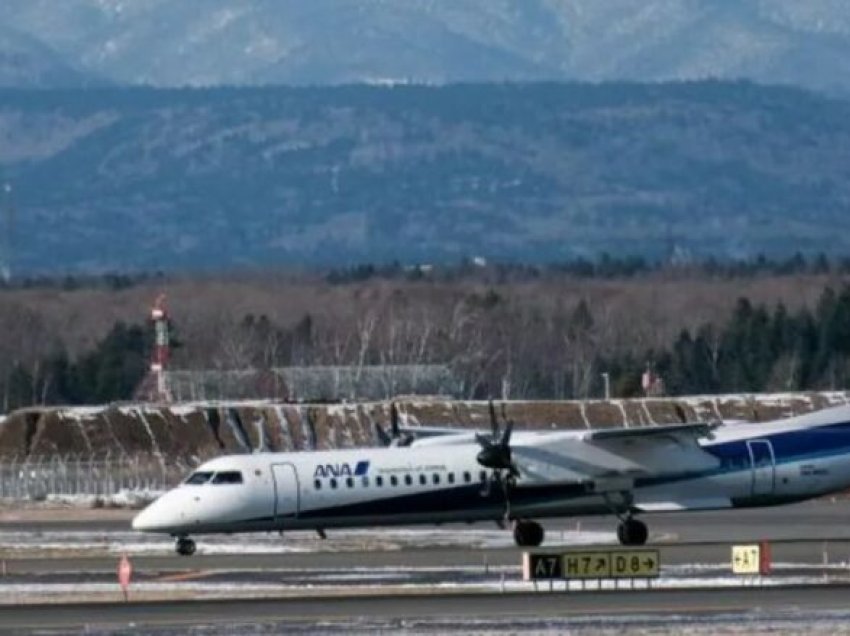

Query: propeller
[374,402,414,447]
[475,402,515,473]
[475,400,519,521]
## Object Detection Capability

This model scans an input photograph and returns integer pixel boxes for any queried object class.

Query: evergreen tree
[70,322,148,404]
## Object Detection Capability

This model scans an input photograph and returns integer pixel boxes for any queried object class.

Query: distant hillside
[2,81,850,272]
[0,26,92,88]
[2,1,850,92]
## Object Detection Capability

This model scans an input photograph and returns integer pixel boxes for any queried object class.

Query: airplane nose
[132,495,177,532]
[131,505,157,531]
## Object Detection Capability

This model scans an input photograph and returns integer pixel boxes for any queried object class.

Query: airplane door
[272,463,300,519]
[747,440,775,497]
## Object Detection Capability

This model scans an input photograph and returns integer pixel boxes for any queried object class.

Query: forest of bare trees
[0,262,847,409]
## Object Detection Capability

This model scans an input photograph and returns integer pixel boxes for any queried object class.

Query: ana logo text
[314,460,370,479]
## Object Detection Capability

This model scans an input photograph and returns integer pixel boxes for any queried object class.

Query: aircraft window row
[313,470,488,491]
[184,471,243,485]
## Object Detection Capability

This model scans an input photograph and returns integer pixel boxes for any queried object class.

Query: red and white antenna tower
[150,293,172,401]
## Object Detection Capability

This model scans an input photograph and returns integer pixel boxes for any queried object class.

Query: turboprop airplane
[132,402,850,556]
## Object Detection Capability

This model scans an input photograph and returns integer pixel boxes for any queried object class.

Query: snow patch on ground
[0,527,616,556]
[45,489,164,509]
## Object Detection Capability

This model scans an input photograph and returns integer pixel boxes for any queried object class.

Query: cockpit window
[185,471,213,485]
[211,471,243,485]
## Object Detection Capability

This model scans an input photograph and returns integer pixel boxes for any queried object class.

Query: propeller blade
[488,400,499,440]
[375,422,392,447]
[500,419,513,447]
[390,402,400,439]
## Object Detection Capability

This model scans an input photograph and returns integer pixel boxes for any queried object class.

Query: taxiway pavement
[1,499,849,632]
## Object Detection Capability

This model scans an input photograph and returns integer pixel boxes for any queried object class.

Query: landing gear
[513,519,545,547]
[175,536,196,556]
[616,518,648,546]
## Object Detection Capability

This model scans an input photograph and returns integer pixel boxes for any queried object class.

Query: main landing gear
[616,517,648,546]
[175,535,196,556]
[603,492,648,546]
[513,519,545,547]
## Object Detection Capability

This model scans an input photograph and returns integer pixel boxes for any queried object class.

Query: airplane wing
[411,421,719,452]
[513,422,722,486]
[402,425,472,437]
[407,427,480,447]
[373,424,479,447]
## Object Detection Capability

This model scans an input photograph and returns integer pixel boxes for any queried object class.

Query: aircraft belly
[292,482,600,528]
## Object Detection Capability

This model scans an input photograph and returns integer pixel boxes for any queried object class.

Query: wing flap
[584,422,719,442]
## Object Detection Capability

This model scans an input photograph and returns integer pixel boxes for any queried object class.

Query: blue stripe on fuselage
[636,420,850,489]
[706,420,850,465]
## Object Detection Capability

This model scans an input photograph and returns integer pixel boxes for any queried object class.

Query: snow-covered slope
[1,1,850,91]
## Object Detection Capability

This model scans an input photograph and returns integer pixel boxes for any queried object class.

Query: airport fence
[0,454,192,502]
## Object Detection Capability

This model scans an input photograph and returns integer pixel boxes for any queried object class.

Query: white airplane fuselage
[132,404,850,540]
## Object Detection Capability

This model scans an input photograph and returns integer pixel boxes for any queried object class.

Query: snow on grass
[0,526,616,556]
[668,562,850,575]
[45,489,164,509]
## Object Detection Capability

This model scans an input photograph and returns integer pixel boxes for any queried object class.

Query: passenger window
[211,471,243,485]
[362,476,370,487]
[463,471,471,483]
[480,471,487,482]
[314,479,322,490]
[419,474,427,486]
[433,474,440,485]
[448,473,455,484]
[376,476,384,487]
[330,478,338,489]
[404,475,412,486]
[185,471,213,485]
[390,475,398,487]
[346,477,354,488]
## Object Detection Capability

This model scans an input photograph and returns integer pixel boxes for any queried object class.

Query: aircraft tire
[513,520,545,547]
[617,519,648,546]
[176,537,196,556]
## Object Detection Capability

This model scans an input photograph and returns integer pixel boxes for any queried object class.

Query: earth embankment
[0,392,845,462]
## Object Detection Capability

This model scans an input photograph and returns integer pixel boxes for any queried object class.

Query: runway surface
[2,499,850,568]
[1,499,850,633]
[3,497,849,539]
[3,587,850,634]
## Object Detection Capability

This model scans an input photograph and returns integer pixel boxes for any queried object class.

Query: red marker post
[118,554,133,601]
[759,540,771,575]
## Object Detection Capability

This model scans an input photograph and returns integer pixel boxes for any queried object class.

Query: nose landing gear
[175,536,196,556]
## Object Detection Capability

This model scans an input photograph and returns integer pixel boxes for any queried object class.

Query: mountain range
[1,1,850,92]
[2,81,850,273]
